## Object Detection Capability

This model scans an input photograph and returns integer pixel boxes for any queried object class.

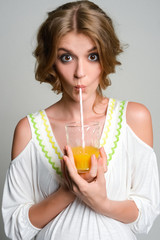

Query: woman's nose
[74,59,86,79]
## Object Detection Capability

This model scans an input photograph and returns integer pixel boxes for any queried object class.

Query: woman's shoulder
[11,117,32,160]
[126,101,153,147]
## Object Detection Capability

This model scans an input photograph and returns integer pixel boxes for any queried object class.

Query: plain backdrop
[0,0,160,239]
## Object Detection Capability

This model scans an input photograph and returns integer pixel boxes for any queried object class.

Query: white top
[2,99,160,240]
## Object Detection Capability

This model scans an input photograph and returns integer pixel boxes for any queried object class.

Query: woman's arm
[63,149,139,223]
[29,186,75,228]
[11,118,75,229]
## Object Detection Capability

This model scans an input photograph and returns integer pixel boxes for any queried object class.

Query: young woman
[2,1,160,239]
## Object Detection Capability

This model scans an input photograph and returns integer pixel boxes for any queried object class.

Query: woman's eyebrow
[58,48,71,52]
[57,46,97,53]
[88,46,97,52]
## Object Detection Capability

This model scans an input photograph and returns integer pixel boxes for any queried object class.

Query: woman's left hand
[79,147,107,182]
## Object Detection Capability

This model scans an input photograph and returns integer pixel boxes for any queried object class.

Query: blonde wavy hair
[33,0,123,95]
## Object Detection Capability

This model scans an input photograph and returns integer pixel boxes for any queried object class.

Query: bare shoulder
[126,102,153,147]
[11,117,32,160]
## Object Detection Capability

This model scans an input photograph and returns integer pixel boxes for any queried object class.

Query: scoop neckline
[42,98,113,155]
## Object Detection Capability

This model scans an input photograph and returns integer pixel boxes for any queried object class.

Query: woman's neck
[56,93,108,123]
[59,95,96,122]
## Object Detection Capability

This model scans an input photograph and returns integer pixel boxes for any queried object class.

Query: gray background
[0,0,160,239]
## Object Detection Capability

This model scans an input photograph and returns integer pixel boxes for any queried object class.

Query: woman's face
[55,32,102,103]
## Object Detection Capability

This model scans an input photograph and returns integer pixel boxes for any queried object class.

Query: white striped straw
[79,88,85,148]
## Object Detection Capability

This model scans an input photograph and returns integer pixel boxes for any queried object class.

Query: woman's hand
[62,145,108,213]
[62,145,107,183]
[80,147,107,182]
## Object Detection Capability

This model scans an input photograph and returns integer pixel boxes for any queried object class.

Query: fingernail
[91,154,95,160]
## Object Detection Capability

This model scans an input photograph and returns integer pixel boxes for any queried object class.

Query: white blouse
[2,99,160,240]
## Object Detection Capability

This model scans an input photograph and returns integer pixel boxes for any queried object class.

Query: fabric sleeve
[2,140,41,240]
[126,125,160,234]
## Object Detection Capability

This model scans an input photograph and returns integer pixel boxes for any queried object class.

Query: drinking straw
[79,88,85,148]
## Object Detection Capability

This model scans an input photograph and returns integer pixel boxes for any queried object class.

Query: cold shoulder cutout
[11,117,32,160]
[126,102,153,148]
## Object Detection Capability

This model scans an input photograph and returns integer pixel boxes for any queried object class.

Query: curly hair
[33,0,123,95]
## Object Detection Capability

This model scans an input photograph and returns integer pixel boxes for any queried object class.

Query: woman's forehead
[57,32,96,51]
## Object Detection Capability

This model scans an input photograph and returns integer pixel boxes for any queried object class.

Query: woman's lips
[75,85,86,91]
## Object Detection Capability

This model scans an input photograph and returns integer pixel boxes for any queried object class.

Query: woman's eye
[88,53,99,61]
[60,54,72,63]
